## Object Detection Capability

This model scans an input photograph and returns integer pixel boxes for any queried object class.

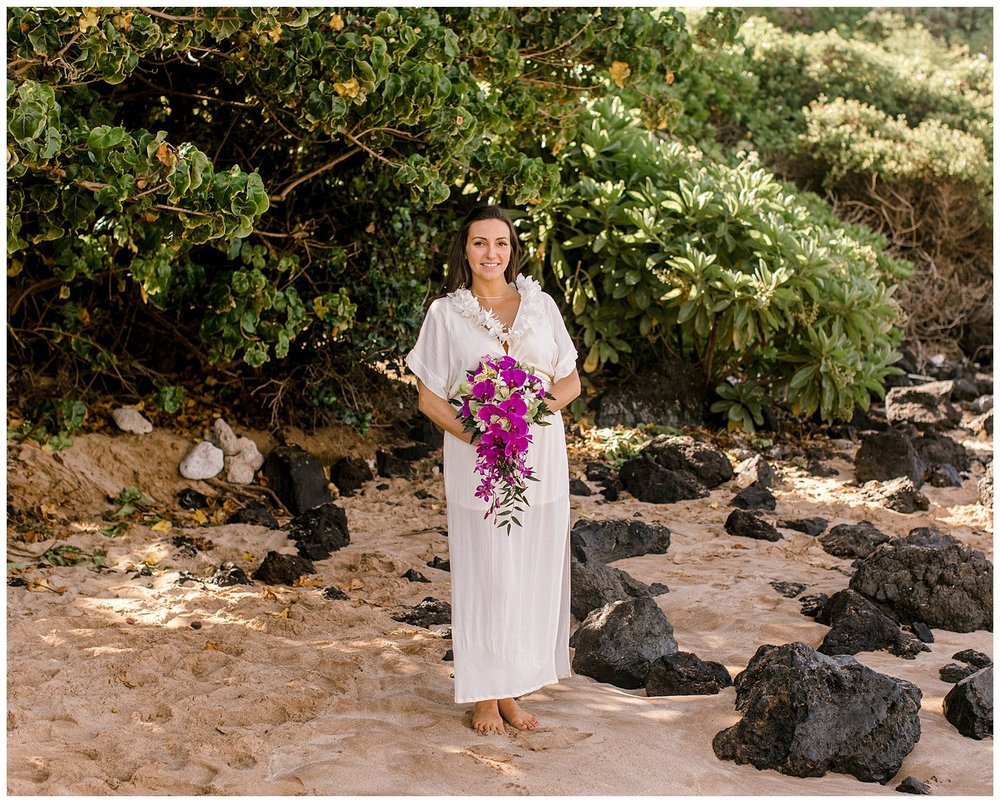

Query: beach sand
[5,423,993,795]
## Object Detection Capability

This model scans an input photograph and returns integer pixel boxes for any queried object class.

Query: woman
[406,205,581,735]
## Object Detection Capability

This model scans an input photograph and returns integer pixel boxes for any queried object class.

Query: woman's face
[465,219,512,285]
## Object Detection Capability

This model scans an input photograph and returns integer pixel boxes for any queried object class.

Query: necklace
[473,290,514,300]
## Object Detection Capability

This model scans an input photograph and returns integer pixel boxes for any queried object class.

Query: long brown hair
[434,205,521,299]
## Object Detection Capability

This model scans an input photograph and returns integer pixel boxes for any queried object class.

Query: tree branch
[267,147,362,203]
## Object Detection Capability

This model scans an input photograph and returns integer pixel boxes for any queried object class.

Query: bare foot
[472,700,505,735]
[498,697,538,731]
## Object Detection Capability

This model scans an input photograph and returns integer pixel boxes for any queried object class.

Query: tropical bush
[524,97,909,425]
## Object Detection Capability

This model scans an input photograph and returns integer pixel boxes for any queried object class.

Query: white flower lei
[447,274,543,349]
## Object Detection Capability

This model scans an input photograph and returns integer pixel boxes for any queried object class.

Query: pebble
[112,407,153,434]
[179,441,225,480]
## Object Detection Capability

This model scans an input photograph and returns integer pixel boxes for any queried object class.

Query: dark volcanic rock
[724,510,781,542]
[570,597,678,689]
[818,590,929,659]
[854,430,925,486]
[943,666,993,739]
[806,459,840,478]
[886,381,961,430]
[859,477,930,513]
[642,435,734,488]
[408,416,444,448]
[376,449,413,479]
[177,488,208,510]
[712,642,922,783]
[645,651,732,696]
[819,521,890,559]
[570,555,667,620]
[770,581,807,598]
[928,463,963,488]
[330,456,373,496]
[286,502,350,560]
[849,530,993,632]
[595,364,710,429]
[401,568,430,583]
[800,593,829,618]
[252,551,315,585]
[968,409,993,437]
[734,454,777,489]
[913,431,972,473]
[778,517,828,536]
[939,663,977,683]
[619,459,707,504]
[394,443,435,461]
[570,519,671,564]
[730,483,777,511]
[896,777,931,795]
[426,555,451,572]
[226,501,279,529]
[902,526,959,548]
[322,586,349,601]
[391,597,452,628]
[210,562,252,586]
[953,648,992,668]
[910,621,934,643]
[585,462,614,483]
[979,462,993,509]
[569,478,593,496]
[262,445,332,515]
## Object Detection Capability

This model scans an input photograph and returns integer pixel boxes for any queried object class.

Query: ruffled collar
[447,274,544,348]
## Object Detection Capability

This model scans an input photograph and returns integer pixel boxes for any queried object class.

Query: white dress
[406,274,578,703]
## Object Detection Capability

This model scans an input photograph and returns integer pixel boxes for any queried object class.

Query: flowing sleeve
[545,293,578,381]
[406,298,452,400]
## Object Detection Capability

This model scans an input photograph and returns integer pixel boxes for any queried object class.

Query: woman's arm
[416,379,473,443]
[547,369,581,413]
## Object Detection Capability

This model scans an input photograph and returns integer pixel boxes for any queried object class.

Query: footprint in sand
[462,743,519,773]
[512,726,593,751]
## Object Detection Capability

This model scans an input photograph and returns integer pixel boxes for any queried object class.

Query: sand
[5,420,994,796]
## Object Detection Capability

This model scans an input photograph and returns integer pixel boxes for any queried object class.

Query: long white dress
[406,274,578,703]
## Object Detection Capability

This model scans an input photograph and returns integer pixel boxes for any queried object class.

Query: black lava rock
[818,590,929,659]
[262,445,332,515]
[819,521,890,559]
[408,416,444,448]
[929,463,964,488]
[978,462,993,509]
[570,519,671,564]
[858,477,930,514]
[569,478,593,496]
[394,443,435,461]
[391,597,452,628]
[600,480,622,502]
[724,510,781,542]
[770,581,807,599]
[940,663,977,683]
[376,449,414,479]
[914,431,972,473]
[800,593,829,619]
[177,488,208,510]
[322,586,349,601]
[854,430,925,486]
[910,621,935,643]
[730,483,777,511]
[570,597,678,689]
[645,651,732,696]
[252,551,315,585]
[595,364,710,429]
[896,777,931,795]
[712,642,922,783]
[286,502,350,561]
[585,462,614,483]
[619,459,707,504]
[734,454,777,489]
[943,666,993,739]
[642,435,734,488]
[226,501,279,529]
[7,576,27,587]
[208,563,253,586]
[850,530,993,632]
[330,456,373,496]
[402,568,430,583]
[570,555,667,620]
[953,649,992,668]
[426,555,451,572]
[442,649,454,662]
[886,381,961,430]
[806,459,840,478]
[778,517,828,536]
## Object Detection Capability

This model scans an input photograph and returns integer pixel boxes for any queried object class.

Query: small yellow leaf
[139,285,149,304]
[267,25,282,42]
[190,510,208,524]
[666,70,675,85]
[329,13,344,30]
[242,551,256,562]
[150,519,172,533]
[79,8,99,32]
[260,586,279,601]
[155,142,176,167]
[365,221,376,234]
[333,78,360,98]
[348,578,365,590]
[143,552,160,566]
[293,576,323,588]
[609,60,631,89]
[204,641,220,651]
[272,606,289,619]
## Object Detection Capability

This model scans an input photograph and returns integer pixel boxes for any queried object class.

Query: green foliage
[711,381,767,432]
[111,485,154,518]
[153,384,186,414]
[10,397,87,451]
[526,97,907,424]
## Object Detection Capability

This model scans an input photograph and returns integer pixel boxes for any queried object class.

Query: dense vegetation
[6,7,992,439]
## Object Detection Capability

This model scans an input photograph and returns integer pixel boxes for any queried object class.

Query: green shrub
[525,97,908,426]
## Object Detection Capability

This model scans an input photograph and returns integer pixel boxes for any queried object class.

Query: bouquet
[452,354,554,533]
